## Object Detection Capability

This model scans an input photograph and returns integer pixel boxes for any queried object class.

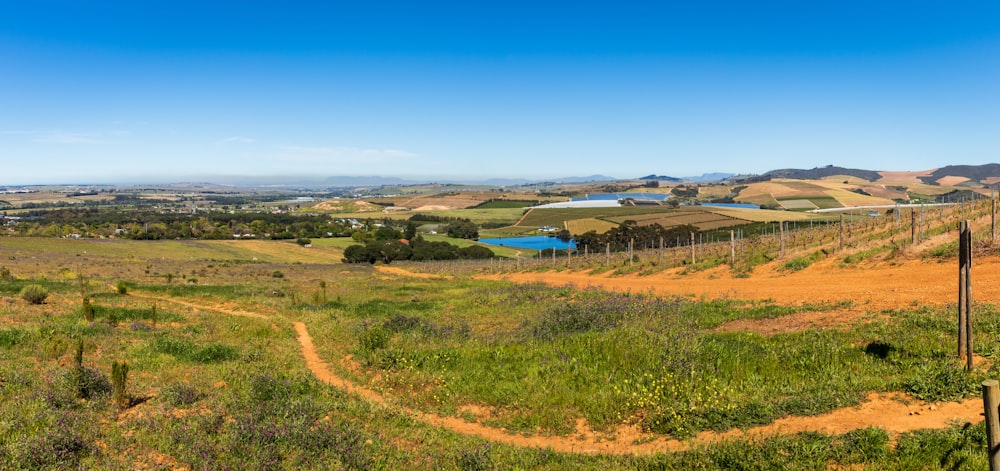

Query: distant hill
[639,174,682,182]
[686,172,735,182]
[762,165,881,182]
[917,164,1000,186]
[322,175,616,187]
[554,175,616,183]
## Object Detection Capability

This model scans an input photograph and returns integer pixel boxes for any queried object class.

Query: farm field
[1,204,999,469]
[735,179,897,209]
[518,206,817,234]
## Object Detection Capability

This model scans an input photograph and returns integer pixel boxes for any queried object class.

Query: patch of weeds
[837,426,889,463]
[842,245,890,265]
[19,284,48,304]
[16,412,95,468]
[923,240,958,260]
[352,298,435,317]
[0,328,26,348]
[780,250,824,272]
[44,366,111,408]
[904,360,983,402]
[457,443,495,471]
[150,335,239,364]
[162,382,203,406]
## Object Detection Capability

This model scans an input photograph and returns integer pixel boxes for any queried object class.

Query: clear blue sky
[2,1,999,185]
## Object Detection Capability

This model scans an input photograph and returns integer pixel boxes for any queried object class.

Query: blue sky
[2,1,999,185]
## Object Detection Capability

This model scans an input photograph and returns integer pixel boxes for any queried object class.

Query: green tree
[366,239,412,264]
[445,219,479,239]
[343,244,375,264]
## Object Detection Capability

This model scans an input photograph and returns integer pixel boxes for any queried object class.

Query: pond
[478,235,576,251]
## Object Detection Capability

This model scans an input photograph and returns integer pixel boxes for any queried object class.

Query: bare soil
[488,255,1000,313]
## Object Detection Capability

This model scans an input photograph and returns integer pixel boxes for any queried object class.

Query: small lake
[698,203,760,209]
[479,235,576,251]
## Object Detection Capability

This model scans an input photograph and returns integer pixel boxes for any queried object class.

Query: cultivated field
[1,198,999,468]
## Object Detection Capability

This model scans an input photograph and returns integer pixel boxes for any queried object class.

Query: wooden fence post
[985,379,1000,471]
[959,221,968,360]
[690,232,696,265]
[911,209,917,244]
[966,223,974,371]
[659,236,663,265]
[959,220,974,370]
[839,213,845,251]
[605,243,610,266]
[730,230,736,265]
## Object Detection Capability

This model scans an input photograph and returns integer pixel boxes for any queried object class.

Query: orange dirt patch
[374,265,453,280]
[486,255,1000,313]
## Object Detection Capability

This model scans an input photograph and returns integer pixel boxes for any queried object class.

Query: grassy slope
[0,235,993,469]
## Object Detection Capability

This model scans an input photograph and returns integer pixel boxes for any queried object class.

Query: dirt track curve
[140,279,989,455]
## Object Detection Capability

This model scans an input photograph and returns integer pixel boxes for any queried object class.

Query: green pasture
[0,234,995,469]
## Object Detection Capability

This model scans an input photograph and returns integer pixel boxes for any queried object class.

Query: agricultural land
[2,168,1000,469]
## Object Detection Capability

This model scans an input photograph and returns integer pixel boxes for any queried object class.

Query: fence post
[959,221,968,360]
[606,243,610,266]
[911,209,917,245]
[659,236,663,265]
[985,380,1000,471]
[839,213,845,251]
[690,232,696,265]
[966,223,974,371]
[730,230,736,265]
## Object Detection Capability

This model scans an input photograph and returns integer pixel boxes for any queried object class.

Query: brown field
[936,175,971,187]
[877,170,936,184]
[823,188,895,207]
[859,184,907,200]
[603,208,741,229]
[820,175,870,185]
[701,206,815,222]
[565,218,619,234]
[0,191,115,208]
[367,191,556,211]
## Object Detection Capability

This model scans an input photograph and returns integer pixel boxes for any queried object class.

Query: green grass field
[0,227,995,469]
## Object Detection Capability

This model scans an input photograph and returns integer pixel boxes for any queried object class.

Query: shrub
[162,382,201,406]
[20,284,48,304]
[0,266,12,280]
[81,297,95,322]
[116,282,128,295]
[357,324,391,353]
[111,361,129,409]
[0,328,25,348]
[271,270,285,278]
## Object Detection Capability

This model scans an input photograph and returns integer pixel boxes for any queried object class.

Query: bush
[81,297,95,322]
[0,266,12,280]
[112,361,129,409]
[20,284,48,304]
[116,282,128,295]
[162,382,202,406]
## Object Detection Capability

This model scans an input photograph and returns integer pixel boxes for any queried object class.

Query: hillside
[762,165,882,182]
[917,164,1000,186]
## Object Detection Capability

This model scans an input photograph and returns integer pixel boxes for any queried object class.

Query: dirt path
[131,279,990,454]
[292,321,984,455]
[129,293,269,319]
